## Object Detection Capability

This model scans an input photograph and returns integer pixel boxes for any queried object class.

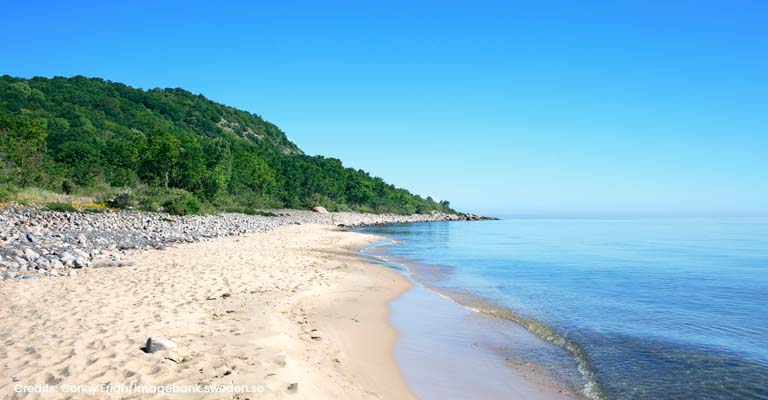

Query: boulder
[311,206,328,214]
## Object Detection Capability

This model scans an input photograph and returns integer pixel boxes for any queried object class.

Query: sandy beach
[0,225,416,399]
[0,223,578,400]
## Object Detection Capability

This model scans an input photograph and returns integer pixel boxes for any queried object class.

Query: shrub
[162,190,202,216]
[46,202,77,212]
[221,206,277,217]
[0,183,17,201]
[106,192,136,209]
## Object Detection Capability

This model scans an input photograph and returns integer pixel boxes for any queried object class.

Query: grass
[14,187,95,205]
[0,187,111,213]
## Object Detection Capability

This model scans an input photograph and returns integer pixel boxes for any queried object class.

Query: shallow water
[360,218,768,400]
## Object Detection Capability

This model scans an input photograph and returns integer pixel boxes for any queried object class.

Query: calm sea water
[360,218,768,400]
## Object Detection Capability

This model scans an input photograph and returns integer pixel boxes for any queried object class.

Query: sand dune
[0,225,415,399]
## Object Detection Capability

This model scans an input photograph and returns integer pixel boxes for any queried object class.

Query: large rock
[311,206,328,214]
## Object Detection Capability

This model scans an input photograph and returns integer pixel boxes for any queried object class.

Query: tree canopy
[0,75,453,215]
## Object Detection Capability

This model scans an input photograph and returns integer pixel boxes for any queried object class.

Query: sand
[0,225,416,399]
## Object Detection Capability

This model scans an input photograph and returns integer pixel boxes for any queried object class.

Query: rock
[26,233,38,243]
[287,383,298,393]
[59,251,74,263]
[143,337,177,353]
[37,258,51,270]
[77,234,88,244]
[23,248,40,261]
[22,274,36,280]
[311,206,328,214]
[68,270,77,277]
[73,258,89,269]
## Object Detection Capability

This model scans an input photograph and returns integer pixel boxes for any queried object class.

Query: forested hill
[0,75,453,215]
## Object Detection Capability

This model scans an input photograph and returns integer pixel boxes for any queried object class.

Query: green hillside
[0,75,453,215]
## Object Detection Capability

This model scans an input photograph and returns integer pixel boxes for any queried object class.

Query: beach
[0,218,585,400]
[0,225,417,399]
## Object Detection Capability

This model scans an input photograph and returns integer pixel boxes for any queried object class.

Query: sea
[359,218,768,400]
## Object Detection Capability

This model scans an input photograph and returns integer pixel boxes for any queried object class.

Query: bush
[46,202,77,212]
[221,206,277,217]
[106,192,136,209]
[0,183,17,201]
[61,180,75,194]
[162,190,202,216]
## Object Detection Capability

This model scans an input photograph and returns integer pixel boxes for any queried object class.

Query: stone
[311,206,328,214]
[73,257,89,269]
[23,248,40,261]
[59,251,74,262]
[143,337,177,353]
[26,233,38,243]
[68,270,77,277]
[36,258,51,270]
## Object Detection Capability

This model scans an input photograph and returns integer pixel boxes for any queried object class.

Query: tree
[143,132,180,188]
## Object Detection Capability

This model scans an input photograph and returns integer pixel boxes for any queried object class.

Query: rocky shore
[0,205,494,281]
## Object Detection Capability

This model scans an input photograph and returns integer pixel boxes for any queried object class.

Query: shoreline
[359,240,580,400]
[0,225,416,399]
[0,204,490,282]
[0,221,567,400]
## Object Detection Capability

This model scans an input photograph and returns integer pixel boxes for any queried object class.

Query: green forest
[0,75,453,215]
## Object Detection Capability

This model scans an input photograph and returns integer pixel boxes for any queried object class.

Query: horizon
[2,1,766,216]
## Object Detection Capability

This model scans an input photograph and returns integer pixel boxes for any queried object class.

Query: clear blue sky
[2,0,766,216]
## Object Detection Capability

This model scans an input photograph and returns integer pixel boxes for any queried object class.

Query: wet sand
[361,244,579,400]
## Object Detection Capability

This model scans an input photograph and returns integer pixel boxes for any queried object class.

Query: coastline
[0,204,489,282]
[0,225,416,399]
[0,220,570,400]
[360,240,580,400]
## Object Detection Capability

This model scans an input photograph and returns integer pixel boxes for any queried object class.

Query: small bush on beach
[46,202,77,212]
[162,190,202,216]
[221,206,278,217]
[105,192,137,209]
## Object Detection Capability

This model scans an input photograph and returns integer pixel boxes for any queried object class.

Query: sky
[1,0,766,216]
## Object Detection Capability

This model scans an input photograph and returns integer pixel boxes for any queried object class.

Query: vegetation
[45,202,77,212]
[0,75,454,215]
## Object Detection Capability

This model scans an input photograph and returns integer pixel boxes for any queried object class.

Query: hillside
[0,75,453,215]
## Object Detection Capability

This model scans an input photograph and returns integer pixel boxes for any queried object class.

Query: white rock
[144,337,176,353]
